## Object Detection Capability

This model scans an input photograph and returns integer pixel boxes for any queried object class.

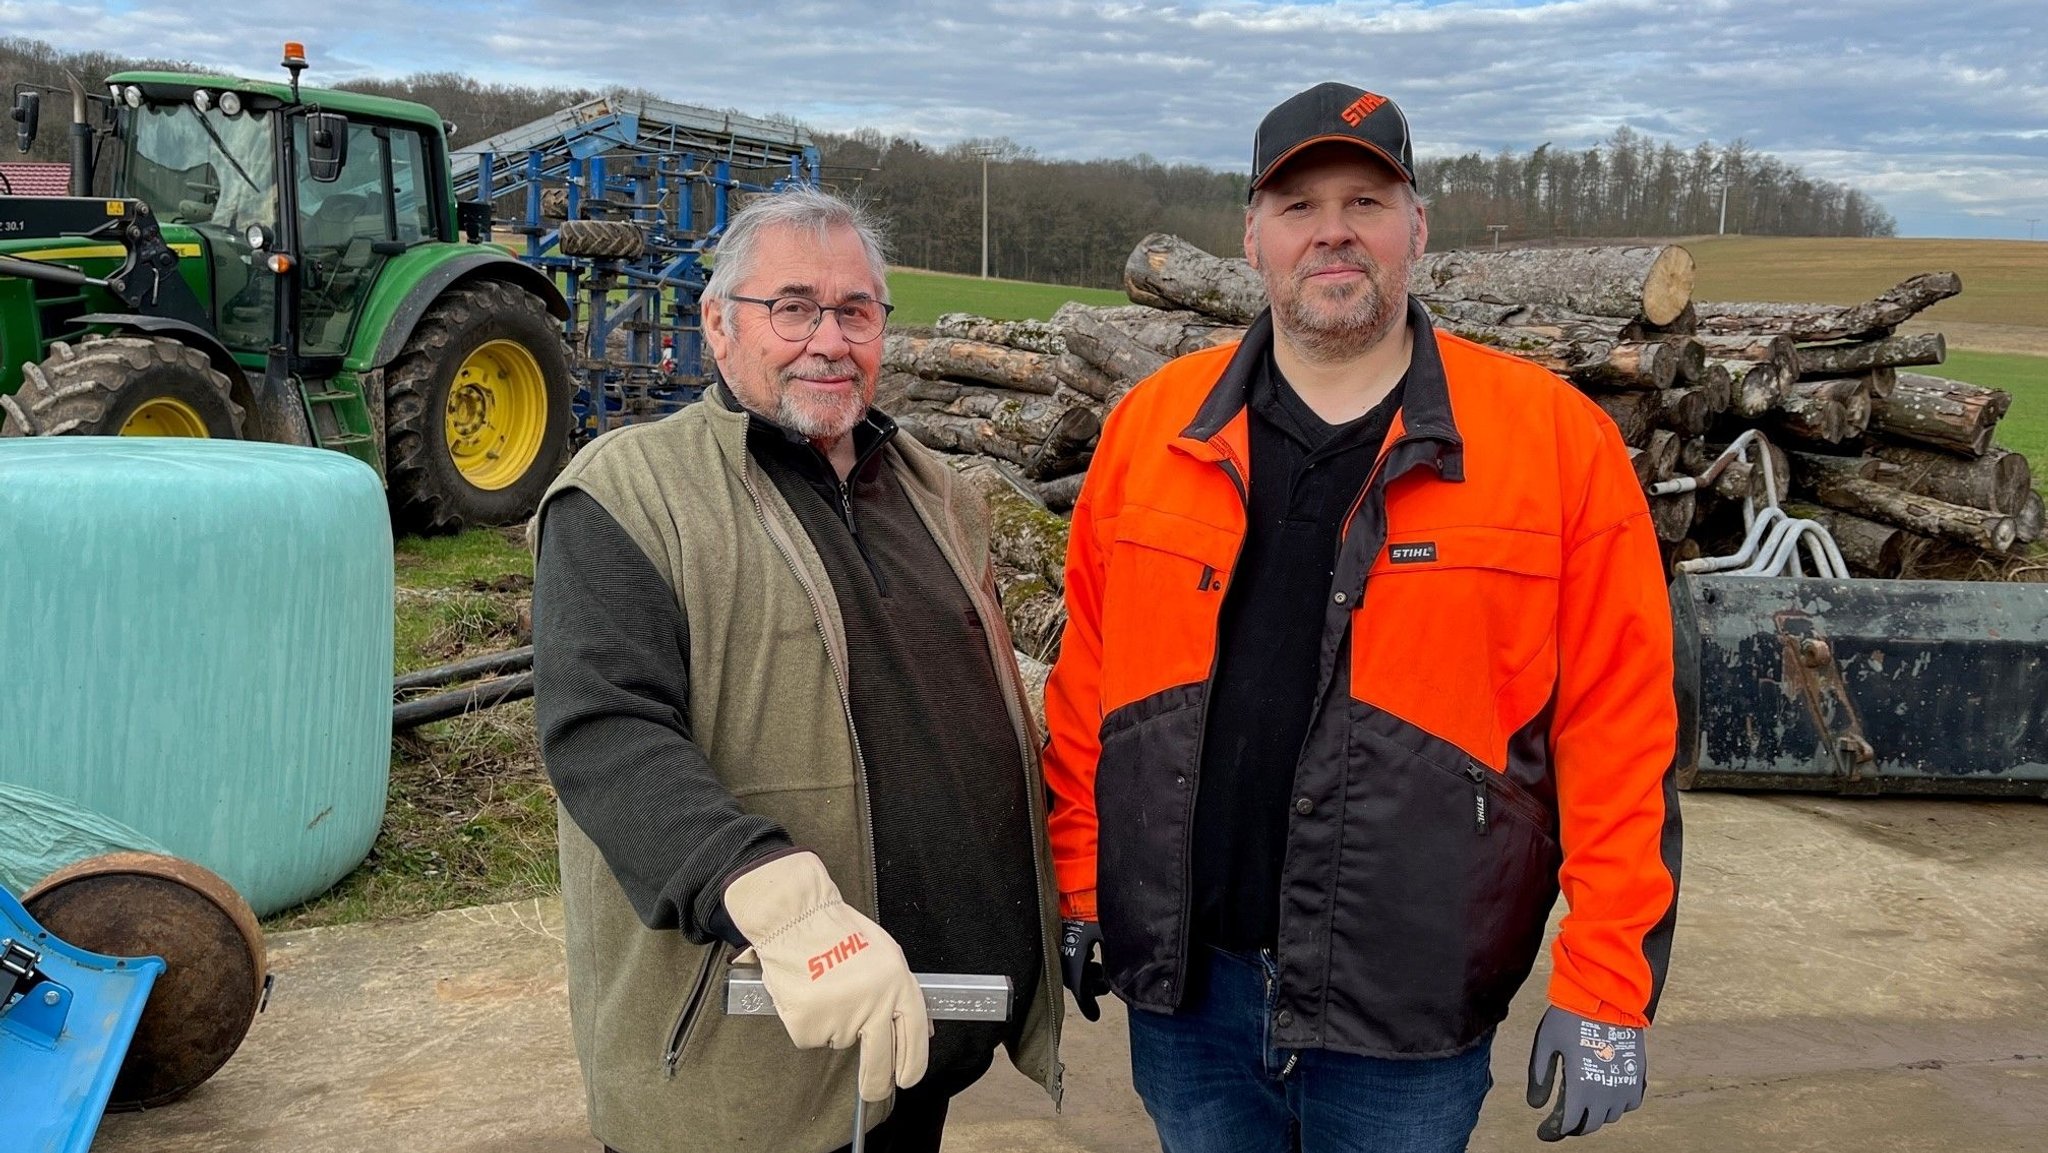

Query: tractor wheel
[0,336,243,438]
[384,279,573,534]
[540,187,569,220]
[557,218,645,260]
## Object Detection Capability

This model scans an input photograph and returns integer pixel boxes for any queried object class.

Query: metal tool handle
[724,967,1012,1153]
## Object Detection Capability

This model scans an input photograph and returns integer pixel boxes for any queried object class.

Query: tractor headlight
[245,223,271,251]
[193,90,213,112]
[122,85,143,109]
[218,91,243,117]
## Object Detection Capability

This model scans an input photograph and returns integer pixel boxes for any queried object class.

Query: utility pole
[2029,217,2041,242]
[1486,224,1507,250]
[973,145,1000,279]
[1718,181,1729,236]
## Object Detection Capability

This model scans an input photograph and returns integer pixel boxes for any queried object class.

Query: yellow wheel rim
[119,397,211,437]
[445,338,549,491]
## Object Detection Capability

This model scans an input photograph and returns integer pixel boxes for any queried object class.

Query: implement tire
[0,336,242,438]
[557,218,644,260]
[384,280,573,535]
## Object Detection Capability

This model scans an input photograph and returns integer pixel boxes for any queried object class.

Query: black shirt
[1190,352,1407,953]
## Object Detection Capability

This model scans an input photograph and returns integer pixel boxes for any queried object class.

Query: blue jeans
[1127,948,1494,1153]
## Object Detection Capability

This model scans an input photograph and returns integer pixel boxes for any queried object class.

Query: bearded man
[530,186,1063,1153]
[1043,83,1682,1151]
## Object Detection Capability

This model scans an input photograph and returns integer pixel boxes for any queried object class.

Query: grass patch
[1928,350,2048,492]
[1686,236,2048,331]
[886,267,1126,327]
[264,527,555,930]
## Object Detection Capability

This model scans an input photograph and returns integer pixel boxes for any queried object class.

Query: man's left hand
[1525,1006,1646,1141]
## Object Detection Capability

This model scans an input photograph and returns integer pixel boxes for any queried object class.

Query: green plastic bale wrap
[0,439,393,916]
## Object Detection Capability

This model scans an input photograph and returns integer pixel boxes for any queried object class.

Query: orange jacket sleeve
[1546,403,1682,1028]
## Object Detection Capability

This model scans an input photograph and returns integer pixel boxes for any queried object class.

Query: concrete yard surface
[94,792,2048,1153]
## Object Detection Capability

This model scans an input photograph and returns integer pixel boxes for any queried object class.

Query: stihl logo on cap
[1340,91,1389,126]
[807,932,870,979]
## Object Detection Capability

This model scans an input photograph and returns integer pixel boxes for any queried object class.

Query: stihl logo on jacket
[807,932,870,979]
[1389,542,1437,564]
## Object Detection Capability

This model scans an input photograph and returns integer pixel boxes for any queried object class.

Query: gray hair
[703,186,890,328]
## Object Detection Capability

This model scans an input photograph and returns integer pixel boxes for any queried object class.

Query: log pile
[886,235,2039,647]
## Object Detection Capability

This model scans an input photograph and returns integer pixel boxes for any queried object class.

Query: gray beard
[1275,278,1404,362]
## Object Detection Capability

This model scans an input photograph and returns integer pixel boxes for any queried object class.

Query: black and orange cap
[1250,82,1415,197]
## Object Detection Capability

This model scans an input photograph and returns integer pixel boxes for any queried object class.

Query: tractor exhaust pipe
[65,70,90,195]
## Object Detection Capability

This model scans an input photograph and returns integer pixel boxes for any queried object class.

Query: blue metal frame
[452,97,821,437]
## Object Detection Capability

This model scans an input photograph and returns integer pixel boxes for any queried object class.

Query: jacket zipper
[661,948,722,1077]
[1175,437,1250,1003]
[737,455,881,919]
[1465,763,1491,836]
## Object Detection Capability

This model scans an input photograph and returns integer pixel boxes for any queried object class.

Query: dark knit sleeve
[532,488,791,945]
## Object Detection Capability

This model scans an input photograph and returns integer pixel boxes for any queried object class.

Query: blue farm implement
[450,94,821,438]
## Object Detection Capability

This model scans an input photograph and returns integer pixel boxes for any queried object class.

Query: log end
[1642,246,1697,327]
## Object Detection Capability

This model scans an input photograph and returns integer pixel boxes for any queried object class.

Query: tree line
[4,36,1895,291]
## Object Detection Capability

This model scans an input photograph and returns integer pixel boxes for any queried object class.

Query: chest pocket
[1097,503,1239,715]
[1353,524,1563,767]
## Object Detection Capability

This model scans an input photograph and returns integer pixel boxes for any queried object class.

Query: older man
[1046,83,1681,1151]
[531,186,1062,1153]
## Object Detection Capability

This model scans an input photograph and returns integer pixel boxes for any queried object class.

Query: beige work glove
[723,851,929,1101]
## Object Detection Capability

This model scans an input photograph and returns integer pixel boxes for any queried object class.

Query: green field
[886,267,1126,327]
[1685,236,2048,333]
[1933,351,2048,493]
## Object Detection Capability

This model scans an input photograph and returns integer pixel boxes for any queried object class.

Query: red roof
[0,162,72,197]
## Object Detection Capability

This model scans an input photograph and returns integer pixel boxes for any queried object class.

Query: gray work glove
[1525,1006,1646,1141]
[1058,918,1109,1022]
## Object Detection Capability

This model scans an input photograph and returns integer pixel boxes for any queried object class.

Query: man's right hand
[1059,918,1111,1021]
[723,851,930,1101]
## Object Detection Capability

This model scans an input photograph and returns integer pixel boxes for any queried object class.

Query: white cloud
[5,0,2043,237]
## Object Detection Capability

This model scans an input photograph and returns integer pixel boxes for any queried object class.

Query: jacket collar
[1179,296,1464,482]
[713,377,899,484]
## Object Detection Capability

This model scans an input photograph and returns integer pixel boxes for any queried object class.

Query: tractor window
[388,130,434,243]
[293,119,423,356]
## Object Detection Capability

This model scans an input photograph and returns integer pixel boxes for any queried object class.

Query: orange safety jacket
[1043,303,1680,1056]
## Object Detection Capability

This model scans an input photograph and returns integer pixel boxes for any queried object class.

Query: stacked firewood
[887,233,2041,609]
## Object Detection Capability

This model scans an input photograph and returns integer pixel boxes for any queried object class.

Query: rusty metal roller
[24,851,266,1107]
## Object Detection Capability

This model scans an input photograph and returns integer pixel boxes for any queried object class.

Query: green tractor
[0,45,573,532]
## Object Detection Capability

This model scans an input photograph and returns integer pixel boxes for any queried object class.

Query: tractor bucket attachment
[0,884,165,1153]
[1672,573,2048,796]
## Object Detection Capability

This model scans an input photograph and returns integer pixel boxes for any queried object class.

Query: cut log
[1653,386,1716,437]
[883,335,1059,394]
[1687,438,1791,505]
[1626,447,1655,488]
[898,412,1030,464]
[1059,304,1170,387]
[932,314,1066,356]
[1650,489,1697,542]
[1868,443,2034,513]
[1594,392,1658,447]
[1870,373,2010,457]
[1436,321,1676,389]
[1036,472,1087,512]
[1793,332,1945,376]
[1122,233,1267,323]
[1698,362,1733,415]
[1095,308,1245,359]
[1797,507,1916,578]
[1770,376,1873,446]
[1409,245,1695,326]
[1804,473,2017,553]
[1698,333,1800,363]
[946,457,1071,660]
[1695,272,1964,341]
[1712,358,1787,419]
[2016,490,2045,544]
[1646,429,1683,481]
[1800,376,1873,437]
[1789,450,1895,491]
[873,369,922,413]
[1050,350,1120,401]
[1025,405,1103,481]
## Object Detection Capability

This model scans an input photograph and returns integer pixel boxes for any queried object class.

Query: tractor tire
[384,279,573,535]
[557,218,645,260]
[540,187,569,220]
[0,336,243,438]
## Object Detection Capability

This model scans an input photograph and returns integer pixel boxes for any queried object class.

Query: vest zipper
[736,457,881,919]
[660,948,722,1077]
[1465,763,1491,836]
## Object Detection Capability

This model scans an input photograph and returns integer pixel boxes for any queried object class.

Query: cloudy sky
[9,0,2044,239]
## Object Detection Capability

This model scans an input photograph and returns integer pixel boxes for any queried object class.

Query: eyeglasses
[728,295,894,343]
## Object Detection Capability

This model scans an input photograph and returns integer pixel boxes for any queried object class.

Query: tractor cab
[2,45,574,535]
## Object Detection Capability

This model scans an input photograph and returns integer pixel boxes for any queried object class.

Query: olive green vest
[531,396,1062,1153]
